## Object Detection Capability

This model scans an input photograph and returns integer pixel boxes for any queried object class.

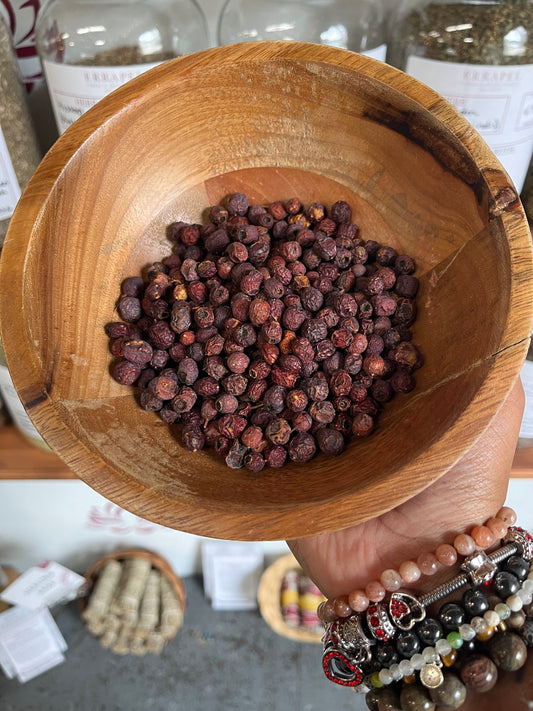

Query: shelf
[0,423,532,481]
[511,446,533,478]
[0,424,75,479]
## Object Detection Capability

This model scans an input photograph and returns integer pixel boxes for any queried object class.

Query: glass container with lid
[0,15,41,246]
[218,0,387,61]
[386,0,533,191]
[35,0,209,134]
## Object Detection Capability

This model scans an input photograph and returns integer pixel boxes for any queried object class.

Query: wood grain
[1,42,532,540]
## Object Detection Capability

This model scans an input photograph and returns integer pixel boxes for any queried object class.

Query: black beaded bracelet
[321,525,533,708]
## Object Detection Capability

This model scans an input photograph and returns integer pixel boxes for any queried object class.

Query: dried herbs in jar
[0,16,41,247]
[35,0,209,135]
[387,0,533,191]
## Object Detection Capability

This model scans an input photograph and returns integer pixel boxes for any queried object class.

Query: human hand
[288,377,524,600]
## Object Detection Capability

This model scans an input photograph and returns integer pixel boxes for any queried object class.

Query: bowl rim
[1,41,532,541]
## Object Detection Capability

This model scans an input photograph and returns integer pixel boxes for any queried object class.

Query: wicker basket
[82,548,185,654]
[257,553,324,644]
[84,548,186,613]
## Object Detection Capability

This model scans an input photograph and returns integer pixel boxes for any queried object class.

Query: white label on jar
[520,359,533,439]
[406,56,533,192]
[42,60,165,135]
[0,125,21,221]
[361,44,387,63]
[0,363,45,443]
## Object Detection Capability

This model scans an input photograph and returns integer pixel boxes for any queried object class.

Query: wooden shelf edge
[0,424,76,479]
[511,446,533,479]
[0,424,531,481]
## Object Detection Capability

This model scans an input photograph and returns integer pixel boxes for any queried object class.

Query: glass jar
[1,0,58,152]
[217,0,387,61]
[35,0,209,135]
[0,15,41,246]
[387,0,533,192]
[0,338,51,450]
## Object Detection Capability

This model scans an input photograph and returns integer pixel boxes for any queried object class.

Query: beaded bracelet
[372,563,533,690]
[320,520,533,710]
[318,506,518,621]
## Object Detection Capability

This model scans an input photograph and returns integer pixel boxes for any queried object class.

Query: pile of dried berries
[106,194,423,471]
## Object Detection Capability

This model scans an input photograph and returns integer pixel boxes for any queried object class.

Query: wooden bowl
[1,42,532,540]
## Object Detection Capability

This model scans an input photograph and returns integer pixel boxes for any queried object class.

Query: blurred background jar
[0,338,51,450]
[0,14,41,247]
[35,0,209,135]
[0,0,57,153]
[386,0,533,193]
[217,0,387,61]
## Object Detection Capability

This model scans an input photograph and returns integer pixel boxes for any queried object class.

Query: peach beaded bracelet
[318,506,518,622]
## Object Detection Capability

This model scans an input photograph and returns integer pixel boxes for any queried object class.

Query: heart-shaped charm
[322,648,363,687]
[389,592,426,630]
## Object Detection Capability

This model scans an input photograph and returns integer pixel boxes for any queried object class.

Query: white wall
[1,478,532,578]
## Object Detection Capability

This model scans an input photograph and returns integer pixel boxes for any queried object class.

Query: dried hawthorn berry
[182,425,205,452]
[216,393,239,414]
[148,321,175,350]
[248,359,271,380]
[390,369,416,394]
[344,353,363,375]
[241,425,266,452]
[316,427,345,455]
[259,342,279,365]
[393,298,417,326]
[352,412,375,437]
[244,452,266,473]
[139,391,163,411]
[282,306,306,331]
[301,318,328,344]
[330,370,352,397]
[123,340,154,366]
[226,192,249,216]
[263,385,286,414]
[108,195,422,470]
[309,400,336,424]
[315,339,335,361]
[265,418,292,445]
[376,246,397,266]
[304,377,329,402]
[121,276,145,297]
[291,411,313,432]
[288,432,317,462]
[218,414,248,440]
[330,200,352,224]
[118,296,142,322]
[249,298,271,326]
[261,319,283,344]
[177,357,199,385]
[286,389,308,412]
[271,367,298,389]
[208,204,228,226]
[106,322,130,339]
[172,386,198,413]
[113,360,141,385]
[390,342,423,371]
[148,375,177,400]
[278,354,302,375]
[246,379,268,403]
[394,254,416,275]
